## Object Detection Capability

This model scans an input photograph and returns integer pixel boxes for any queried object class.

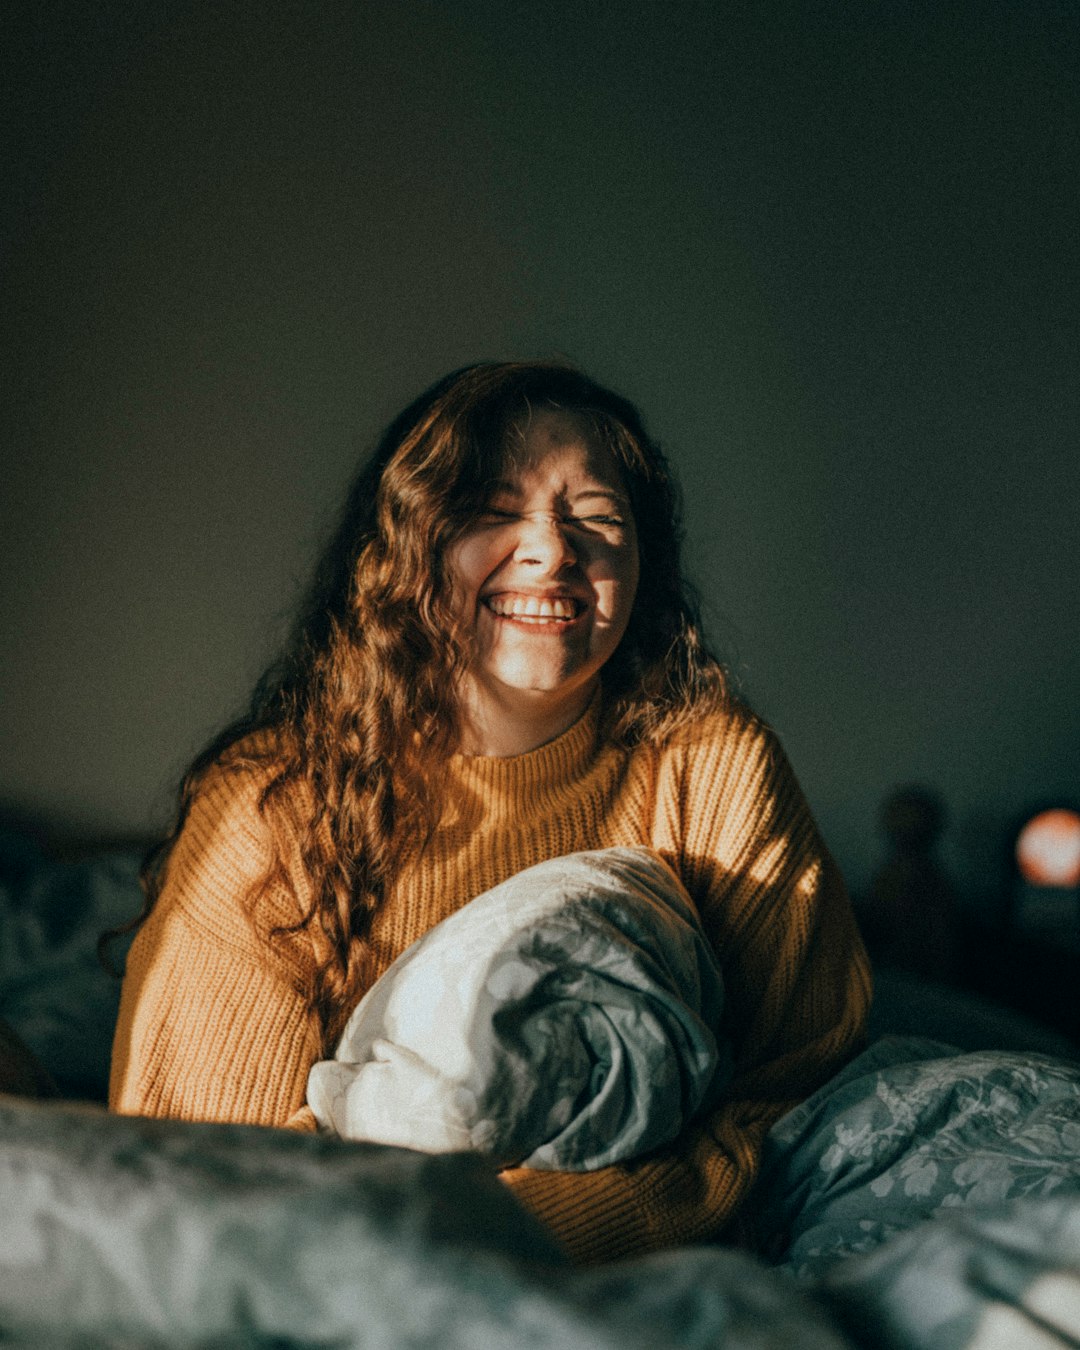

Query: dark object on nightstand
[862,785,961,984]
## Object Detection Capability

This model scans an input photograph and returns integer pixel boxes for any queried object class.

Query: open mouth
[482,594,585,625]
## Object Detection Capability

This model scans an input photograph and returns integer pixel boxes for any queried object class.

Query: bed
[2,824,1079,1349]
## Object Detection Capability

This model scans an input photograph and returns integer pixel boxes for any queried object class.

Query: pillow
[0,830,141,1100]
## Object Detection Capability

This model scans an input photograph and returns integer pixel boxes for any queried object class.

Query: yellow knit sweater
[109,697,871,1264]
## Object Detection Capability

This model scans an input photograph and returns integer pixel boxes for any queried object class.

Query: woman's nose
[513,514,577,569]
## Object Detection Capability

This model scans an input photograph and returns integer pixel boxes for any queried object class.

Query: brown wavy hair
[109,361,727,1043]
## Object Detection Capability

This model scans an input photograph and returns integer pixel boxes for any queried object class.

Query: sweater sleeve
[500,712,872,1263]
[108,763,324,1129]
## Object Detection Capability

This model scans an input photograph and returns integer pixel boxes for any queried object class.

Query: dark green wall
[2,1,1077,899]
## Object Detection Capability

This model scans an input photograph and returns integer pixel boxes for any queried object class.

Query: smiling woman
[449,408,640,756]
[107,361,871,1264]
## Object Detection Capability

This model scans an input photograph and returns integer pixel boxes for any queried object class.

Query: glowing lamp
[1015,809,1080,889]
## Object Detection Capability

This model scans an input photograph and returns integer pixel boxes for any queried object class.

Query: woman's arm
[109,763,323,1128]
[501,716,872,1263]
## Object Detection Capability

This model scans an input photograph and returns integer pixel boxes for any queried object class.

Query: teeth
[487,595,577,619]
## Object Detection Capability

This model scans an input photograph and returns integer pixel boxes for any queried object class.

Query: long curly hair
[113,361,727,1042]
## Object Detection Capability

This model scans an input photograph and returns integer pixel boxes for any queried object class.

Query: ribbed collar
[445,694,602,815]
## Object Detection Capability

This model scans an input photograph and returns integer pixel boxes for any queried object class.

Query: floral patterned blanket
[749,1035,1080,1282]
[748,1036,1080,1348]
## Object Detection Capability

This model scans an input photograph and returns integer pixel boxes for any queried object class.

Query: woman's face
[447,409,640,753]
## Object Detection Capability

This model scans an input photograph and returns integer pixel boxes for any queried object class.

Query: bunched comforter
[307,847,729,1171]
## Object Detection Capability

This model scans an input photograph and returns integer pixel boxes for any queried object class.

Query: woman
[109,361,871,1264]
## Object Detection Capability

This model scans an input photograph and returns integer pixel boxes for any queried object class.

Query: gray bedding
[4,832,1080,1346]
[0,830,137,1101]
[3,1038,1080,1347]
[307,847,729,1171]
[0,1093,841,1350]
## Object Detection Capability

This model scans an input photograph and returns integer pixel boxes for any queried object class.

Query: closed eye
[474,508,626,530]
[564,514,627,532]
